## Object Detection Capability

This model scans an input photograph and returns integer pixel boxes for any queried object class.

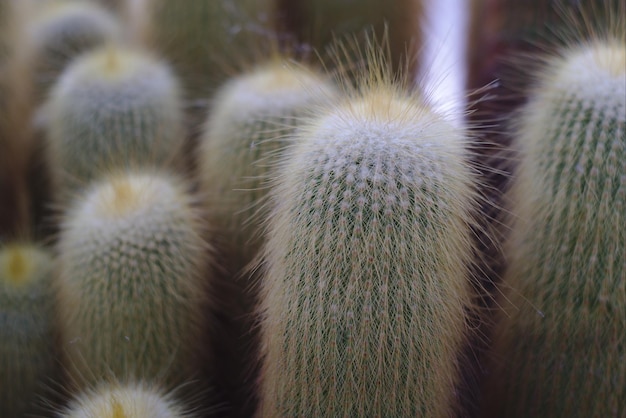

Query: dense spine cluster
[484,40,626,417]
[257,85,477,417]
[56,171,208,389]
[0,243,57,417]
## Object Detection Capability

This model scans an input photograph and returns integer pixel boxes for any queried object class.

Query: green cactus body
[257,85,477,417]
[145,0,274,99]
[199,61,337,265]
[60,383,190,418]
[484,41,626,417]
[0,244,57,417]
[46,45,183,191]
[26,0,123,101]
[56,171,208,388]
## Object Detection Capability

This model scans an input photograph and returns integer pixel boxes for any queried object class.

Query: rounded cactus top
[51,45,178,95]
[28,1,121,49]
[210,62,337,123]
[539,41,626,106]
[60,384,187,418]
[0,244,51,291]
[69,171,193,226]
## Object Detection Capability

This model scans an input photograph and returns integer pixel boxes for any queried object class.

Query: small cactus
[0,243,58,417]
[56,170,209,389]
[199,60,337,266]
[257,78,478,416]
[25,0,123,102]
[483,38,626,417]
[59,383,191,418]
[45,45,183,192]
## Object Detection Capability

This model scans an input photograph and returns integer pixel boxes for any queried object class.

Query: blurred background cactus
[0,0,623,417]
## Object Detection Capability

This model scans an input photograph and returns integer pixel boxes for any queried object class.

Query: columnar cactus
[257,80,478,416]
[0,243,57,417]
[46,45,183,192]
[482,38,626,417]
[56,171,209,389]
[199,60,337,265]
[26,0,123,101]
[60,383,191,418]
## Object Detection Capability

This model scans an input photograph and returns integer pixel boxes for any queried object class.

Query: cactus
[0,243,58,417]
[56,170,209,389]
[60,383,191,418]
[45,45,184,192]
[199,60,337,266]
[482,38,626,417]
[256,74,478,416]
[26,0,123,102]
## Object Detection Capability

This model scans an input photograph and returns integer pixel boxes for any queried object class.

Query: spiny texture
[46,46,183,191]
[26,0,122,101]
[0,244,57,417]
[145,0,273,98]
[276,0,422,75]
[60,383,190,418]
[484,41,626,417]
[56,171,208,389]
[200,61,337,264]
[258,86,477,417]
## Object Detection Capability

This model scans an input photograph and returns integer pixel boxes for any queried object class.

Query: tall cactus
[257,77,478,416]
[0,243,58,417]
[199,60,337,266]
[56,170,209,389]
[482,37,626,417]
[45,45,183,192]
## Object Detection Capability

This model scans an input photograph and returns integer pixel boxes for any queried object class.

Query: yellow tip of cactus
[79,47,155,82]
[61,384,185,418]
[589,42,626,76]
[0,245,47,287]
[3,248,31,285]
[88,173,171,219]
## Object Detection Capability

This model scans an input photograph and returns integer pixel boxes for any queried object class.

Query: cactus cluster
[0,1,623,417]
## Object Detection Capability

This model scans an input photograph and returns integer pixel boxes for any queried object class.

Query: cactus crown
[46,44,183,189]
[27,1,122,94]
[60,384,189,418]
[0,244,51,289]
